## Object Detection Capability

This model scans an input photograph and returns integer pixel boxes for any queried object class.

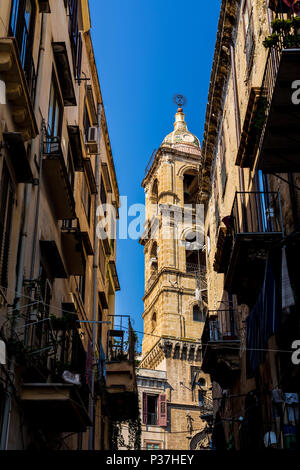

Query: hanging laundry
[272,388,284,404]
[246,257,280,377]
[284,392,299,405]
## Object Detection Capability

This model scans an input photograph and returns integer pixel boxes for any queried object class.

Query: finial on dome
[173,94,186,109]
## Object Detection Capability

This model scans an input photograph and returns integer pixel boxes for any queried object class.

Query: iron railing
[257,23,300,153]
[186,263,206,275]
[231,191,283,237]
[107,317,135,363]
[145,149,157,175]
[202,310,238,345]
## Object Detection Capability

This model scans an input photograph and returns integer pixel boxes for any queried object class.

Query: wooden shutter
[0,164,13,288]
[142,392,148,425]
[158,394,167,427]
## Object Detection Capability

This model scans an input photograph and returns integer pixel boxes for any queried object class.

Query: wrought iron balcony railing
[202,310,239,345]
[231,191,283,237]
[257,19,300,172]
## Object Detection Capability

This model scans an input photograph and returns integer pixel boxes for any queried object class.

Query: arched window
[149,242,158,273]
[183,171,198,206]
[198,377,206,387]
[151,312,157,331]
[185,233,206,274]
[151,179,158,203]
[193,304,205,322]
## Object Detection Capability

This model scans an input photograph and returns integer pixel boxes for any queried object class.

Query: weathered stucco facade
[201,0,300,450]
[0,0,128,450]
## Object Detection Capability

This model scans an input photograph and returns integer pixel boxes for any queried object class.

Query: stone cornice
[142,146,202,189]
[200,0,240,204]
[140,337,202,369]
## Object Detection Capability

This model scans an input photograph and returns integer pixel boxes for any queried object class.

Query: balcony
[235,87,262,169]
[213,226,232,273]
[105,319,138,421]
[42,138,76,219]
[257,23,300,172]
[223,191,283,305]
[201,311,240,389]
[108,260,120,292]
[0,38,38,141]
[61,218,86,276]
[18,315,91,432]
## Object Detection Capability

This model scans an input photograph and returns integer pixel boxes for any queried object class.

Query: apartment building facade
[0,0,138,450]
[201,0,300,450]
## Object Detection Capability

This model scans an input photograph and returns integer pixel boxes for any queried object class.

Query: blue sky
[90,0,221,349]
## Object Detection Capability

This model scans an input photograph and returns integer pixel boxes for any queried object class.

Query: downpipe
[88,102,102,450]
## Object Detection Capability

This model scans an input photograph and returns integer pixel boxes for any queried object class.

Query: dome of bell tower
[161,108,201,151]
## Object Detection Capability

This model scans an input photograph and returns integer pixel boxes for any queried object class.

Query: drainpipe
[0,13,47,450]
[88,102,102,450]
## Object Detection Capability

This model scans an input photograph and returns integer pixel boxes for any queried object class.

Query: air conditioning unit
[85,126,98,154]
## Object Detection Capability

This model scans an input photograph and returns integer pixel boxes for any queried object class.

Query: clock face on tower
[182,133,194,143]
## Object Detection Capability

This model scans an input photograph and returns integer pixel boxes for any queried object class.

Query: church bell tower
[139,105,211,450]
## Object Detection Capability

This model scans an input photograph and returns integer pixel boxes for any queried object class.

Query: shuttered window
[0,163,14,288]
[142,393,167,427]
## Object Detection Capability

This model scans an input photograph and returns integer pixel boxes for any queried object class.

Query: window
[142,393,167,426]
[67,0,82,79]
[9,0,37,95]
[243,0,255,73]
[145,442,161,450]
[48,76,63,139]
[100,176,107,206]
[83,104,91,141]
[78,259,86,303]
[193,304,205,322]
[183,171,198,206]
[219,129,227,195]
[67,147,75,192]
[151,312,157,331]
[81,176,91,223]
[99,241,106,281]
[0,163,14,289]
[214,175,219,232]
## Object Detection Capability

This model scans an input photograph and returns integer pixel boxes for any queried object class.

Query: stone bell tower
[139,106,211,450]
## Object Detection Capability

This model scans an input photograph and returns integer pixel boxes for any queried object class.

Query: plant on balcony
[263,17,300,49]
[252,97,269,132]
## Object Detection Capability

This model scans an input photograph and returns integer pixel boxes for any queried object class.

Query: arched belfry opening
[183,170,198,206]
[185,232,205,274]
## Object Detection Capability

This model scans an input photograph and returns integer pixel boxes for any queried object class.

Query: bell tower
[139,105,211,450]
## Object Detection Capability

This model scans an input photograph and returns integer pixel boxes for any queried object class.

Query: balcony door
[47,77,63,140]
[9,0,36,68]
